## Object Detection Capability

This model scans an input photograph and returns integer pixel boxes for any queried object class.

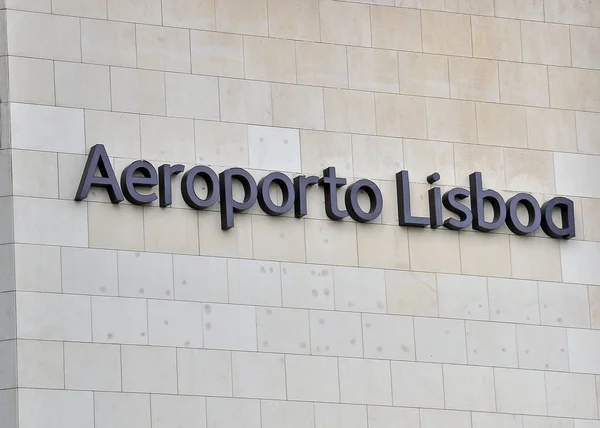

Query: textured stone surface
[1,2,599,428]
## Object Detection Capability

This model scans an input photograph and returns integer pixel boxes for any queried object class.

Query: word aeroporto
[75,144,575,239]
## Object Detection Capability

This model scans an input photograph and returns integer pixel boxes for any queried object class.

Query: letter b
[469,172,506,232]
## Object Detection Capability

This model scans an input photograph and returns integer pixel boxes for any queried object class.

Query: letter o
[258,172,295,216]
[345,179,383,223]
[181,165,220,209]
[505,193,541,235]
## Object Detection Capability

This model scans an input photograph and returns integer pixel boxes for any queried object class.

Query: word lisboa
[76,144,575,239]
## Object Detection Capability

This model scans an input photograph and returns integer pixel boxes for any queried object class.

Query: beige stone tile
[272,83,324,130]
[420,409,471,428]
[398,52,449,98]
[444,364,496,411]
[495,368,547,415]
[206,398,260,427]
[227,258,281,306]
[301,130,352,176]
[352,135,403,180]
[526,107,577,153]
[375,93,427,139]
[203,303,257,351]
[386,269,437,316]
[140,115,195,163]
[191,30,244,78]
[590,286,600,329]
[10,103,85,153]
[499,62,549,107]
[339,358,392,405]
[488,277,540,324]
[198,211,253,259]
[391,361,444,408]
[215,0,268,36]
[494,0,544,20]
[472,16,522,61]
[440,0,490,14]
[8,57,54,105]
[348,47,399,93]
[151,395,206,428]
[267,0,319,41]
[449,57,499,102]
[252,216,306,263]
[52,0,106,18]
[319,0,371,47]
[220,78,272,126]
[17,340,63,387]
[539,281,590,328]
[545,0,600,26]
[396,0,445,9]
[555,152,600,199]
[576,112,600,156]
[5,0,51,12]
[12,244,60,293]
[521,22,571,67]
[503,148,555,193]
[12,150,58,199]
[473,413,524,428]
[162,0,215,30]
[281,263,334,310]
[85,111,140,159]
[549,67,600,112]
[296,41,348,88]
[7,10,81,62]
[421,10,472,56]
[476,102,527,148]
[516,324,569,371]
[371,5,421,51]
[546,372,598,419]
[571,26,600,70]
[166,73,219,120]
[18,292,92,341]
[403,139,455,185]
[89,202,145,251]
[286,355,339,402]
[454,143,504,189]
[248,125,301,172]
[262,401,316,428]
[111,67,165,116]
[561,240,600,286]
[20,389,94,428]
[460,232,511,277]
[136,24,190,73]
[415,317,467,364]
[409,228,462,274]
[64,342,121,391]
[582,198,600,241]
[144,207,199,255]
[357,223,410,270]
[244,36,296,84]
[195,120,247,166]
[438,274,489,320]
[363,313,415,360]
[426,98,477,143]
[81,18,136,68]
[523,416,572,428]
[232,352,286,399]
[309,310,363,357]
[13,198,88,247]
[256,306,310,354]
[107,0,161,24]
[324,88,376,135]
[122,345,177,393]
[305,219,358,266]
[55,62,111,110]
[510,236,562,281]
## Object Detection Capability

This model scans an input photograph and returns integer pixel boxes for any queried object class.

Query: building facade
[1,0,600,427]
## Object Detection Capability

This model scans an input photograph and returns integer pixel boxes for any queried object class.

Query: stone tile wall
[0,0,599,427]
